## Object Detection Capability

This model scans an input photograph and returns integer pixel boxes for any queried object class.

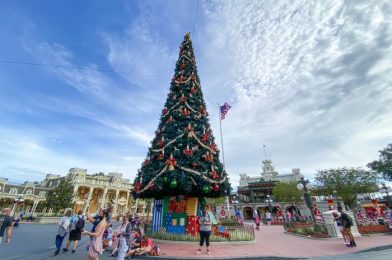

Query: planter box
[358,225,389,234]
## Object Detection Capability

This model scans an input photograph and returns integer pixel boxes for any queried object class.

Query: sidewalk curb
[151,238,256,245]
[284,232,337,240]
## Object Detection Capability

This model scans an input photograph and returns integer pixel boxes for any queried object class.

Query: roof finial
[185,32,191,41]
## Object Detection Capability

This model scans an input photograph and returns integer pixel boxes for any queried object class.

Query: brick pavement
[154,225,392,259]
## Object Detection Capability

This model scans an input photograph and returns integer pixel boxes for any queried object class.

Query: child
[255,216,260,230]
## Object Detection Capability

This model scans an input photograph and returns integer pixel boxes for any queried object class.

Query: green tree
[314,167,378,209]
[46,180,73,213]
[133,33,231,199]
[272,181,303,206]
[367,144,392,181]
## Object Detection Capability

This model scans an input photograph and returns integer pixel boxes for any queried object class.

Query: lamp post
[380,182,392,209]
[297,174,315,223]
[265,194,273,213]
[333,190,342,209]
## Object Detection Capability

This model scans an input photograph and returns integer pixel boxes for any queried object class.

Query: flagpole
[218,103,225,167]
[218,103,230,219]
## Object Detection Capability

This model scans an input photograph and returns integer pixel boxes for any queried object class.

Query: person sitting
[125,235,153,258]
[129,229,142,250]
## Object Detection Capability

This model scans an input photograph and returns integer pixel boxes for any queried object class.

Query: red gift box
[186,216,199,235]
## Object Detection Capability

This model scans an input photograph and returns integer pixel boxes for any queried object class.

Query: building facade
[0,168,135,217]
[235,160,302,219]
[0,177,49,216]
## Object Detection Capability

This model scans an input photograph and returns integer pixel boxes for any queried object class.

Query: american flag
[220,102,232,120]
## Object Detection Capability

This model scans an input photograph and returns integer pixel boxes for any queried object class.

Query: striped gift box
[152,199,163,232]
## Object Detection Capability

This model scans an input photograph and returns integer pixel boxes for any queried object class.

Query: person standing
[333,212,350,246]
[252,209,258,219]
[266,211,272,226]
[63,210,86,253]
[82,209,109,260]
[255,215,260,230]
[338,206,357,247]
[115,214,132,260]
[54,209,72,255]
[196,209,212,255]
[0,208,13,245]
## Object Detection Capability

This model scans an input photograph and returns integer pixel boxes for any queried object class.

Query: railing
[144,224,255,242]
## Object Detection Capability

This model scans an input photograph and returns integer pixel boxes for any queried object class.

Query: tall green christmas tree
[133,33,231,199]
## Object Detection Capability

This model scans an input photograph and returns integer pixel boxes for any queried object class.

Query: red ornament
[149,182,155,191]
[202,134,208,143]
[213,184,220,191]
[180,63,186,70]
[192,162,198,168]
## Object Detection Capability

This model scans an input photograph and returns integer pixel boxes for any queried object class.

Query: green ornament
[170,180,178,189]
[202,185,210,194]
[163,176,169,183]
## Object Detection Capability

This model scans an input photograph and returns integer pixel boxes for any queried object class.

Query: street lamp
[333,190,342,209]
[265,194,273,213]
[297,174,315,223]
[380,182,392,209]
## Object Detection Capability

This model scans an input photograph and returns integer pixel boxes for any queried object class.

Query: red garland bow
[143,159,150,166]
[165,158,177,167]
[204,154,213,162]
[135,182,142,192]
[183,148,193,156]
[202,134,208,143]
[211,170,219,179]
[157,152,164,160]
[180,108,190,116]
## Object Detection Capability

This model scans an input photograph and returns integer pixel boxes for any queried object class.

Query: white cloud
[197,0,392,186]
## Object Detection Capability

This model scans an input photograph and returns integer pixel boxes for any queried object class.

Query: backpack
[75,216,85,231]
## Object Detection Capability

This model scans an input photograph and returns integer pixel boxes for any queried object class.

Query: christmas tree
[133,33,231,199]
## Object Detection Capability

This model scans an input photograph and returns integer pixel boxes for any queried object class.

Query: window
[39,191,46,197]
[9,188,18,195]
[26,189,33,195]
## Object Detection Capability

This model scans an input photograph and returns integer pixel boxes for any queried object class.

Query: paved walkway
[155,225,392,259]
[2,223,391,259]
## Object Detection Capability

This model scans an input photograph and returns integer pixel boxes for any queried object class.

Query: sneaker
[352,241,357,247]
[207,250,211,255]
[72,249,76,253]
[62,248,68,252]
[196,249,202,254]
[54,249,60,255]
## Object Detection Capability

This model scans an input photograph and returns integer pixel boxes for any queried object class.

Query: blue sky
[0,0,391,187]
